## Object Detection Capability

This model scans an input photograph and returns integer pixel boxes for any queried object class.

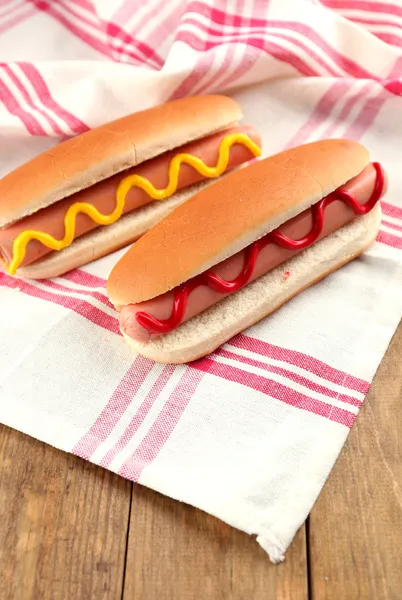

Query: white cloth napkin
[0,0,401,562]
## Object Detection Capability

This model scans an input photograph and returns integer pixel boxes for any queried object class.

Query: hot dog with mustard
[0,95,261,279]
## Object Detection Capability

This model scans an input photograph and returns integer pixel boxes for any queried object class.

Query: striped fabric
[0,0,401,562]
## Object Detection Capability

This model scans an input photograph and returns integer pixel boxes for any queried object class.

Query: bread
[0,94,241,228]
[107,139,369,307]
[1,95,245,279]
[121,203,381,363]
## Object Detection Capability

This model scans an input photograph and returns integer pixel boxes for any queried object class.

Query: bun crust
[0,95,241,228]
[120,203,381,363]
[107,139,369,307]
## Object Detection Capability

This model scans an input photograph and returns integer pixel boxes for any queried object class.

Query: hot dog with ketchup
[107,139,387,364]
[0,95,261,279]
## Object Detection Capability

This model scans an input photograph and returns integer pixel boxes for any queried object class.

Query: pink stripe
[192,358,356,428]
[342,89,387,140]
[119,368,204,481]
[55,0,106,30]
[119,0,183,52]
[179,0,262,105]
[170,44,219,99]
[170,34,314,99]
[107,0,182,65]
[350,15,402,28]
[383,79,402,95]
[1,65,64,135]
[189,0,234,95]
[73,0,164,68]
[188,2,377,78]
[0,1,25,20]
[104,22,164,67]
[210,0,262,94]
[237,39,316,79]
[172,0,329,99]
[100,365,175,468]
[61,269,107,288]
[382,218,402,232]
[185,0,258,26]
[196,48,240,95]
[216,348,363,407]
[388,55,402,78]
[70,0,93,9]
[318,81,374,139]
[230,335,369,393]
[171,0,230,98]
[33,0,115,60]
[73,356,155,460]
[271,18,376,79]
[132,1,185,56]
[198,34,243,95]
[0,271,119,334]
[215,44,261,92]
[381,201,402,219]
[41,278,111,307]
[262,30,339,75]
[179,18,341,76]
[109,0,140,26]
[124,0,162,32]
[321,0,402,18]
[175,29,329,74]
[284,80,351,149]
[54,0,162,68]
[18,63,89,134]
[374,31,402,47]
[0,4,36,34]
[179,0,264,129]
[0,78,47,135]
[377,229,402,248]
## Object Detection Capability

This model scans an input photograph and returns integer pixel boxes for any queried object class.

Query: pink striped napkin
[0,0,401,562]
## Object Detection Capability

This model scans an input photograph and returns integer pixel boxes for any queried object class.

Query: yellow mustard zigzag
[7,133,261,275]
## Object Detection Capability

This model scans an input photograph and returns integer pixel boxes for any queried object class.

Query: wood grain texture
[123,484,308,600]
[0,323,400,600]
[0,428,131,600]
[309,320,402,600]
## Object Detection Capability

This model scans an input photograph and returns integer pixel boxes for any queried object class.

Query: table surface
[0,321,401,600]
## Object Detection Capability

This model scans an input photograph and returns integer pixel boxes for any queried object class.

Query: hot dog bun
[1,95,258,280]
[120,203,381,363]
[0,95,241,227]
[107,139,369,307]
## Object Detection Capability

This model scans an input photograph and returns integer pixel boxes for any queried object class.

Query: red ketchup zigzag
[136,162,384,334]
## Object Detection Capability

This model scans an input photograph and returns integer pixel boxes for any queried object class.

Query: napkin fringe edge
[256,533,285,563]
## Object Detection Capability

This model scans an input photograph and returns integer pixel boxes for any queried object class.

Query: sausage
[0,125,261,269]
[119,163,387,343]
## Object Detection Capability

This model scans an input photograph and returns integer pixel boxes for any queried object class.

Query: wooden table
[0,322,401,600]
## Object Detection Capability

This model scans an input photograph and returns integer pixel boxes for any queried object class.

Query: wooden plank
[0,427,131,600]
[309,321,402,600]
[123,484,308,600]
